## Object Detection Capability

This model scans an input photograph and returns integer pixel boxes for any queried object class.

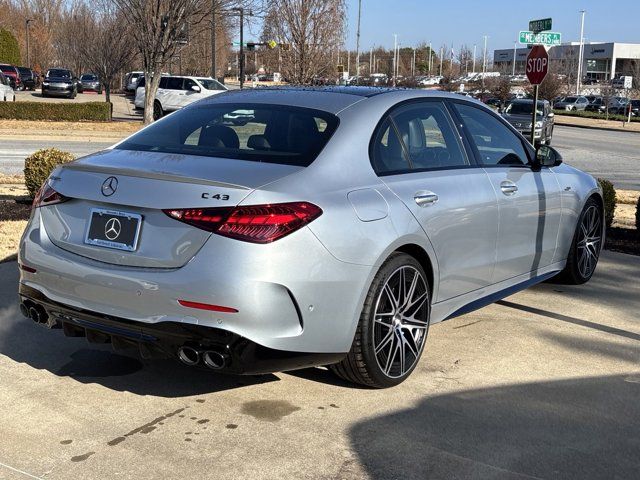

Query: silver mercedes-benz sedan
[18,87,603,388]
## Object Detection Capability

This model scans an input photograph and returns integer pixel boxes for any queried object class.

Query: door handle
[414,191,438,207]
[500,181,518,195]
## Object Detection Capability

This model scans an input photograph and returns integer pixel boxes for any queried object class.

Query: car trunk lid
[41,149,302,268]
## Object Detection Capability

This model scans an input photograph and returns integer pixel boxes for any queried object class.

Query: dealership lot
[1,250,638,479]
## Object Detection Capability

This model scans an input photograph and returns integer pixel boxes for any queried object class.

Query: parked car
[502,99,554,145]
[42,68,78,98]
[585,96,605,113]
[553,96,589,111]
[135,75,227,120]
[0,71,16,101]
[79,73,102,94]
[125,71,143,93]
[0,64,20,90]
[610,99,640,116]
[16,67,36,90]
[18,87,603,387]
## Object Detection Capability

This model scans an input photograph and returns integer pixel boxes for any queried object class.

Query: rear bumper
[19,284,344,374]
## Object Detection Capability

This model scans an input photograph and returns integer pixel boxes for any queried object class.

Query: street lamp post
[231,7,244,89]
[392,34,397,86]
[472,44,476,73]
[25,19,33,68]
[482,35,488,90]
[512,41,517,76]
[428,42,432,74]
[355,0,361,83]
[576,10,586,94]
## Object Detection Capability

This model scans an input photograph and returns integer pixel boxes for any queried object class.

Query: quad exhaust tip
[202,350,227,370]
[177,346,200,366]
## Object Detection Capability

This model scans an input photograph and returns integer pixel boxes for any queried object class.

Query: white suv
[0,72,15,101]
[135,75,227,119]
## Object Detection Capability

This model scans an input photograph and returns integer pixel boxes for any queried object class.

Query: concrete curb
[555,120,640,135]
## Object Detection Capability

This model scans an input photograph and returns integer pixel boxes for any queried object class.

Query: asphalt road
[554,125,640,190]
[1,250,639,479]
[0,125,638,191]
[0,139,115,175]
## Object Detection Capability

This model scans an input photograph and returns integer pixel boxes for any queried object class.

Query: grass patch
[553,109,640,122]
[0,119,141,133]
[0,101,112,122]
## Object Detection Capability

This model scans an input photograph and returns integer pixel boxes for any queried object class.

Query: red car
[0,64,20,90]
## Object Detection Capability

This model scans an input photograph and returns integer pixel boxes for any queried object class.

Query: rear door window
[116,103,339,167]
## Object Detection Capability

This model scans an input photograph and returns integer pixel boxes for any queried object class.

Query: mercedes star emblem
[104,217,122,241]
[101,176,118,197]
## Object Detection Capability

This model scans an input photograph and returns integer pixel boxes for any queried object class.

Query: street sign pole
[531,84,539,145]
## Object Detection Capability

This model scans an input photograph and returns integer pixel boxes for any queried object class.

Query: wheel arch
[394,243,435,299]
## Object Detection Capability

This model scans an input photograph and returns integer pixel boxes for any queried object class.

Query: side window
[158,77,167,89]
[371,118,410,174]
[453,103,529,166]
[184,78,197,91]
[390,101,468,170]
[166,77,183,90]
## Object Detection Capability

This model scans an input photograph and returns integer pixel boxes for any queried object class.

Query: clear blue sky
[343,0,640,51]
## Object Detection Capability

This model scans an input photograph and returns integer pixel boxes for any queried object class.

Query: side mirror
[190,85,201,92]
[535,145,562,168]
[547,112,554,118]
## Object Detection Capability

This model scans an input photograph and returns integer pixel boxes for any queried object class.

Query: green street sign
[519,31,561,46]
[529,17,552,33]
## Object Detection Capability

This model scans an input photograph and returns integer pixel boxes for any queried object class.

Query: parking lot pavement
[14,91,142,122]
[0,250,638,479]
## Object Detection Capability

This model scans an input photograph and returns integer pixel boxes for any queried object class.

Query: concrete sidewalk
[0,250,638,479]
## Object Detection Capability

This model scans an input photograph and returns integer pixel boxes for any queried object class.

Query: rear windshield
[116,103,339,167]
[0,65,14,73]
[17,67,31,75]
[81,74,97,80]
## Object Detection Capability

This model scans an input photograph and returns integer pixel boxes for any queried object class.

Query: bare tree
[524,72,564,102]
[74,2,133,109]
[261,0,346,84]
[486,75,511,102]
[114,0,210,123]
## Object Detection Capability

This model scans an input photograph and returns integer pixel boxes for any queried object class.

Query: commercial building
[493,42,640,82]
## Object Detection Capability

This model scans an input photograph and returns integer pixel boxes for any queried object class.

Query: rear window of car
[116,103,339,167]
[81,74,97,80]
[17,67,30,75]
[0,65,14,73]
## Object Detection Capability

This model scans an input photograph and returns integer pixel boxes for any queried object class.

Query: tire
[329,253,431,388]
[554,197,603,285]
[153,100,164,121]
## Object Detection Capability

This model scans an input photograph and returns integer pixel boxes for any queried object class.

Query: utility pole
[428,42,432,74]
[512,41,517,76]
[482,35,488,89]
[369,48,373,75]
[439,46,443,76]
[393,34,397,86]
[232,7,244,88]
[211,0,217,80]
[25,19,32,68]
[412,48,416,77]
[347,50,350,76]
[355,0,362,82]
[576,9,586,94]
[472,44,476,73]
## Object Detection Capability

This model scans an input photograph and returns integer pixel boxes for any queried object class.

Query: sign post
[526,45,549,145]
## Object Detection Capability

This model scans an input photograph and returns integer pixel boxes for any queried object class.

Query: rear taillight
[33,184,69,209]
[163,202,322,244]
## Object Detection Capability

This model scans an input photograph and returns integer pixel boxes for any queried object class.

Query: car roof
[198,86,478,115]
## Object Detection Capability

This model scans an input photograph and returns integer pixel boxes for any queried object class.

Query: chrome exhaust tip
[19,303,29,318]
[202,350,227,370]
[28,306,42,323]
[177,346,200,366]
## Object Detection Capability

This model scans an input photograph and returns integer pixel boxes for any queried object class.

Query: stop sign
[526,45,549,85]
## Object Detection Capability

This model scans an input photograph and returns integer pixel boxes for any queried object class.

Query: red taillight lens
[32,184,69,209]
[163,202,322,244]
